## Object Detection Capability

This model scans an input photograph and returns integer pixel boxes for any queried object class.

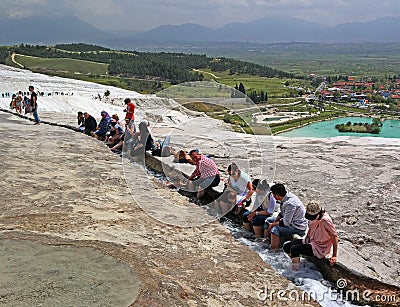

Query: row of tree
[232,82,268,103]
[9,44,294,84]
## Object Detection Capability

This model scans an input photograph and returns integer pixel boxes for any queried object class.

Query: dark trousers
[283,239,314,258]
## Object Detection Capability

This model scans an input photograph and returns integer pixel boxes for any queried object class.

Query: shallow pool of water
[279,117,400,138]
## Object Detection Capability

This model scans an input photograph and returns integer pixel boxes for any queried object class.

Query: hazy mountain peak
[1,14,400,46]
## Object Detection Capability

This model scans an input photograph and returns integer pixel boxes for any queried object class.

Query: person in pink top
[283,201,338,270]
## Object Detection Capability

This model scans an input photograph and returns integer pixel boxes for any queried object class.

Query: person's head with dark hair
[78,111,83,117]
[252,179,260,190]
[256,179,269,192]
[270,183,287,200]
[138,121,147,131]
[189,149,201,162]
[124,98,131,104]
[189,149,199,156]
[227,162,239,176]
[28,85,34,91]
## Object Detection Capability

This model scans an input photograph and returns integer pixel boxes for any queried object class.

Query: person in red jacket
[124,98,136,122]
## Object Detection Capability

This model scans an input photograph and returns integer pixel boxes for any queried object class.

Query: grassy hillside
[14,54,108,75]
[4,43,312,96]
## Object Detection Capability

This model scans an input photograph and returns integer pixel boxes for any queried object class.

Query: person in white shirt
[243,179,276,238]
[219,162,255,215]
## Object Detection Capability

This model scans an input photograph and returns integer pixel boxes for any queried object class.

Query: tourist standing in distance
[10,94,17,111]
[124,98,136,122]
[283,201,338,270]
[264,183,308,250]
[29,85,40,125]
[187,149,220,201]
[15,91,23,114]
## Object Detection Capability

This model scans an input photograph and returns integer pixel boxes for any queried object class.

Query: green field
[192,69,310,98]
[14,54,108,75]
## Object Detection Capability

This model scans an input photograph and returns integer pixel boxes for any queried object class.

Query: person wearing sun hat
[283,201,338,270]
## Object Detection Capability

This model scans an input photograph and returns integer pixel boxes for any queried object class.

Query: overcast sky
[1,0,399,31]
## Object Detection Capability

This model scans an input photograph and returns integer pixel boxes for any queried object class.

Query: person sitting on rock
[283,201,338,270]
[264,183,308,250]
[130,120,154,161]
[187,149,220,201]
[172,150,195,164]
[111,118,136,153]
[151,135,172,157]
[106,118,124,147]
[243,179,276,238]
[77,111,85,132]
[212,189,237,218]
[83,112,97,135]
[220,162,254,216]
[92,110,111,140]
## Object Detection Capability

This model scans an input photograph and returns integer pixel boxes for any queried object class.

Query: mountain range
[1,14,399,47]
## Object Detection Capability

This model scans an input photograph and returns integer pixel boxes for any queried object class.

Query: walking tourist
[29,85,40,125]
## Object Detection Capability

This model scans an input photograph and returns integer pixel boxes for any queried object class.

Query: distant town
[311,76,400,115]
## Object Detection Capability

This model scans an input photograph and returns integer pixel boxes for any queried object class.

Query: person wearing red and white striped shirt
[187,149,220,200]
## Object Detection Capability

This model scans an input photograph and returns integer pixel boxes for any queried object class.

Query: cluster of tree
[0,48,9,64]
[212,57,294,78]
[231,82,267,103]
[109,58,204,84]
[247,90,268,104]
[335,120,381,134]
[10,43,293,84]
[54,43,110,52]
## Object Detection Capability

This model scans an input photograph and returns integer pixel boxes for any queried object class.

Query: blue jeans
[264,216,306,237]
[33,108,40,123]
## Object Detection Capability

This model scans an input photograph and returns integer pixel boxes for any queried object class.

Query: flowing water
[223,219,360,307]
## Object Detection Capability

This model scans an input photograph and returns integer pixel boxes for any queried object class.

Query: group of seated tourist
[76,98,338,271]
[77,110,156,161]
[179,151,338,271]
